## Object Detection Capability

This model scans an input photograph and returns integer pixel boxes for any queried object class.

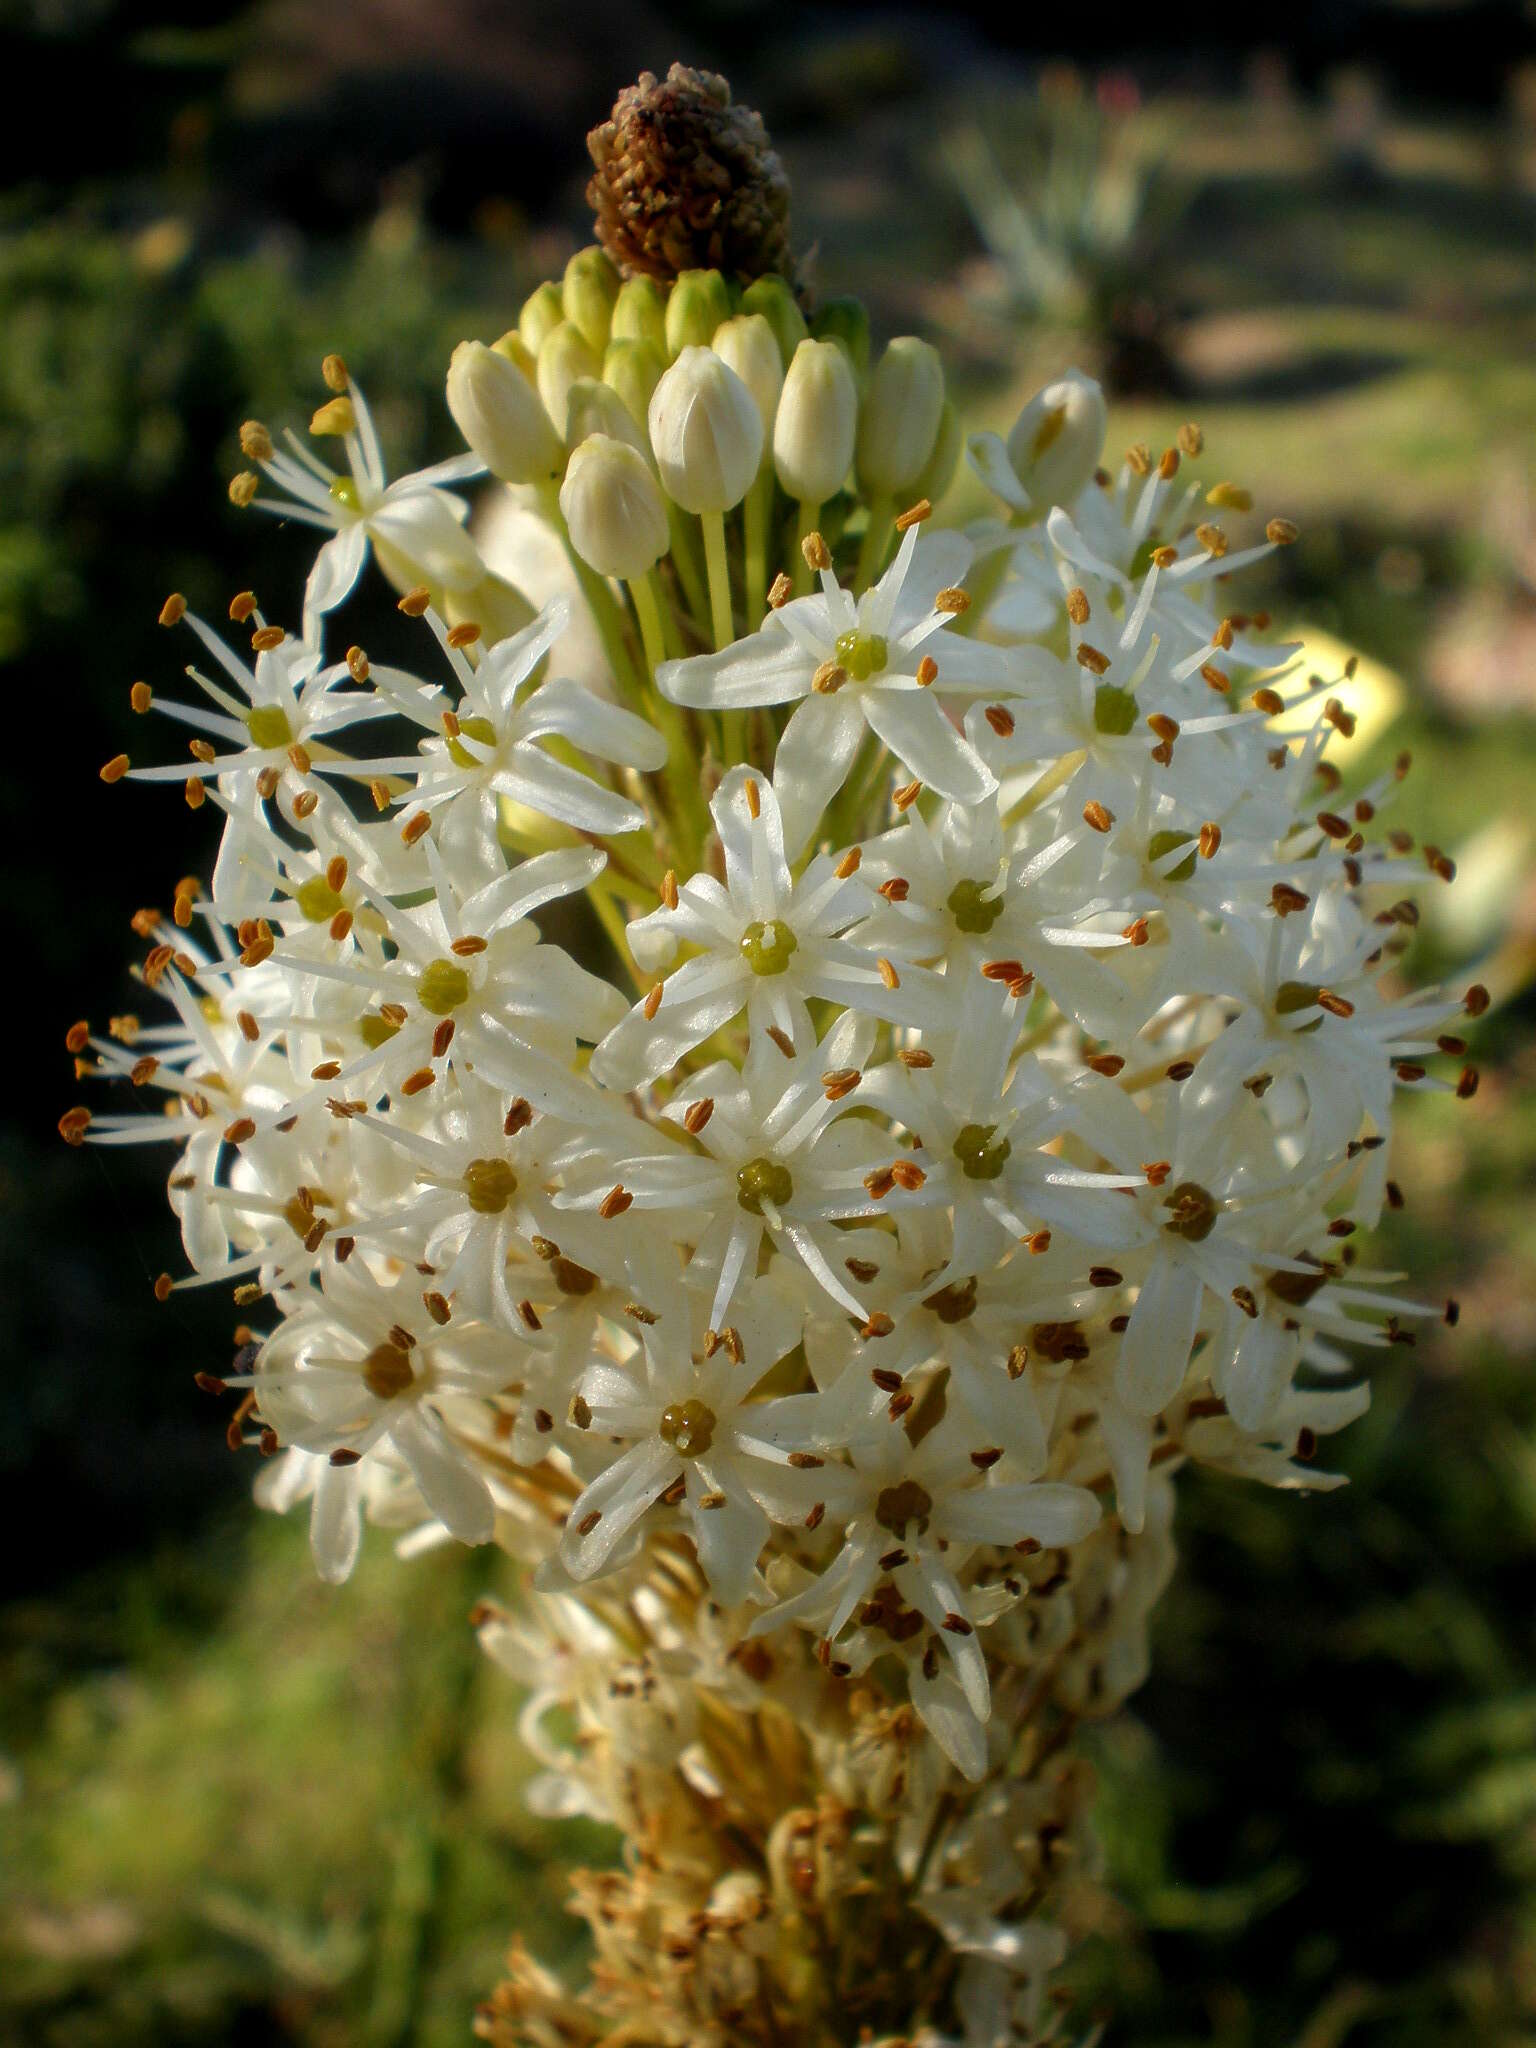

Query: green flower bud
[559,435,670,581]
[446,339,564,484]
[603,337,667,435]
[810,294,870,382]
[857,337,945,496]
[773,338,857,505]
[648,346,763,514]
[740,274,808,367]
[611,273,668,351]
[712,313,783,450]
[518,280,566,356]
[563,245,621,355]
[913,397,963,505]
[536,320,601,437]
[564,376,649,457]
[665,267,732,355]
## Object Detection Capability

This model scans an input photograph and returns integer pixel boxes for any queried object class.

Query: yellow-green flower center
[463,1157,518,1214]
[246,703,294,751]
[952,1122,1011,1181]
[736,1156,793,1214]
[834,630,888,682]
[296,876,346,922]
[947,878,1003,935]
[658,1398,716,1458]
[1147,828,1197,883]
[739,918,799,976]
[446,714,498,769]
[417,958,471,1016]
[1093,683,1137,736]
[329,475,362,512]
[359,1012,401,1049]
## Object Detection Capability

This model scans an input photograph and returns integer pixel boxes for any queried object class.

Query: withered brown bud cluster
[586,63,799,294]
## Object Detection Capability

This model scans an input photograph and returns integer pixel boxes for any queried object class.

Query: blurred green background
[3,2,1534,2042]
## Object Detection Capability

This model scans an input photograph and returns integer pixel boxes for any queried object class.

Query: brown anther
[1194,523,1228,558]
[1206,480,1251,511]
[1089,1266,1123,1287]
[58,1106,92,1145]
[397,585,432,618]
[100,753,130,784]
[65,1020,91,1055]
[1251,687,1285,716]
[870,1368,903,1394]
[1082,800,1115,833]
[890,1160,925,1191]
[188,739,216,765]
[1158,446,1180,480]
[1125,443,1151,476]
[942,1612,974,1636]
[1231,1285,1258,1318]
[1324,698,1357,737]
[239,418,274,461]
[1464,983,1489,1017]
[1151,544,1179,570]
[319,351,349,393]
[222,1116,256,1145]
[862,1313,896,1342]
[895,498,932,530]
[743,776,761,819]
[1199,821,1222,859]
[153,1271,174,1301]
[431,1018,455,1059]
[1271,882,1310,916]
[1317,988,1355,1019]
[1167,1058,1196,1081]
[238,931,272,967]
[310,1061,341,1081]
[446,620,481,649]
[1147,713,1179,745]
[1084,1053,1124,1076]
[898,1047,934,1068]
[933,587,970,615]
[876,957,900,989]
[834,847,861,879]
[912,653,939,688]
[232,1282,263,1307]
[1394,1061,1426,1083]
[1027,1230,1051,1254]
[287,743,311,775]
[642,983,664,1021]
[255,766,280,800]
[683,1096,714,1134]
[984,703,1015,737]
[800,530,832,573]
[599,1184,632,1219]
[1143,1159,1171,1187]
[767,571,793,608]
[981,957,1024,984]
[892,779,922,811]
[518,1300,542,1331]
[1177,422,1204,456]
[864,1166,896,1201]
[378,1003,408,1027]
[1200,662,1231,695]
[1437,1034,1467,1056]
[765,1023,795,1057]
[250,624,286,653]
[1327,1218,1356,1238]
[1266,517,1299,545]
[1074,642,1110,676]
[811,658,847,694]
[504,1098,533,1136]
[1457,1067,1480,1100]
[401,811,432,847]
[400,1068,435,1096]
[158,592,186,627]
[823,1066,861,1101]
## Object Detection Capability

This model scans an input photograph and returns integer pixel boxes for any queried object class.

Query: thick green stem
[792,498,821,594]
[744,470,773,624]
[702,508,734,651]
[854,493,894,593]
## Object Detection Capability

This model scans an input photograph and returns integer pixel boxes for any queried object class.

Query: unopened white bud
[537,322,601,438]
[565,376,649,459]
[857,337,944,496]
[773,338,857,505]
[446,340,563,484]
[711,314,783,453]
[560,435,669,581]
[1005,369,1107,510]
[647,347,763,515]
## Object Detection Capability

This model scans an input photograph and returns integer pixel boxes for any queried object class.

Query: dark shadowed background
[2,1,1534,2042]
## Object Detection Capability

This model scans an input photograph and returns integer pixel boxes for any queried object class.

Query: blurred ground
[2,3,1534,2044]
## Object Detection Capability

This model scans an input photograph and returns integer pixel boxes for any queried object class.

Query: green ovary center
[947,878,1003,935]
[359,1013,401,1049]
[739,918,799,976]
[1163,1180,1219,1242]
[1093,683,1137,736]
[417,958,471,1015]
[246,703,294,750]
[446,715,498,769]
[296,876,345,922]
[329,475,362,512]
[463,1157,517,1214]
[362,1340,414,1401]
[737,1156,793,1214]
[834,630,888,682]
[1147,829,1197,883]
[658,1398,716,1458]
[952,1122,1011,1181]
[875,1479,933,1539]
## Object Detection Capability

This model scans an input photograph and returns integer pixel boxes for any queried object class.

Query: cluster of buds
[64,70,1481,2048]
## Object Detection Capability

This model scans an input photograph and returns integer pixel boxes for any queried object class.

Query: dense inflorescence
[64,98,1480,2048]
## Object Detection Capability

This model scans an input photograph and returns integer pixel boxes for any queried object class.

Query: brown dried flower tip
[586,65,797,290]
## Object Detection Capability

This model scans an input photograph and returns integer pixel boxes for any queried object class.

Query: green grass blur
[2,10,1534,2044]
